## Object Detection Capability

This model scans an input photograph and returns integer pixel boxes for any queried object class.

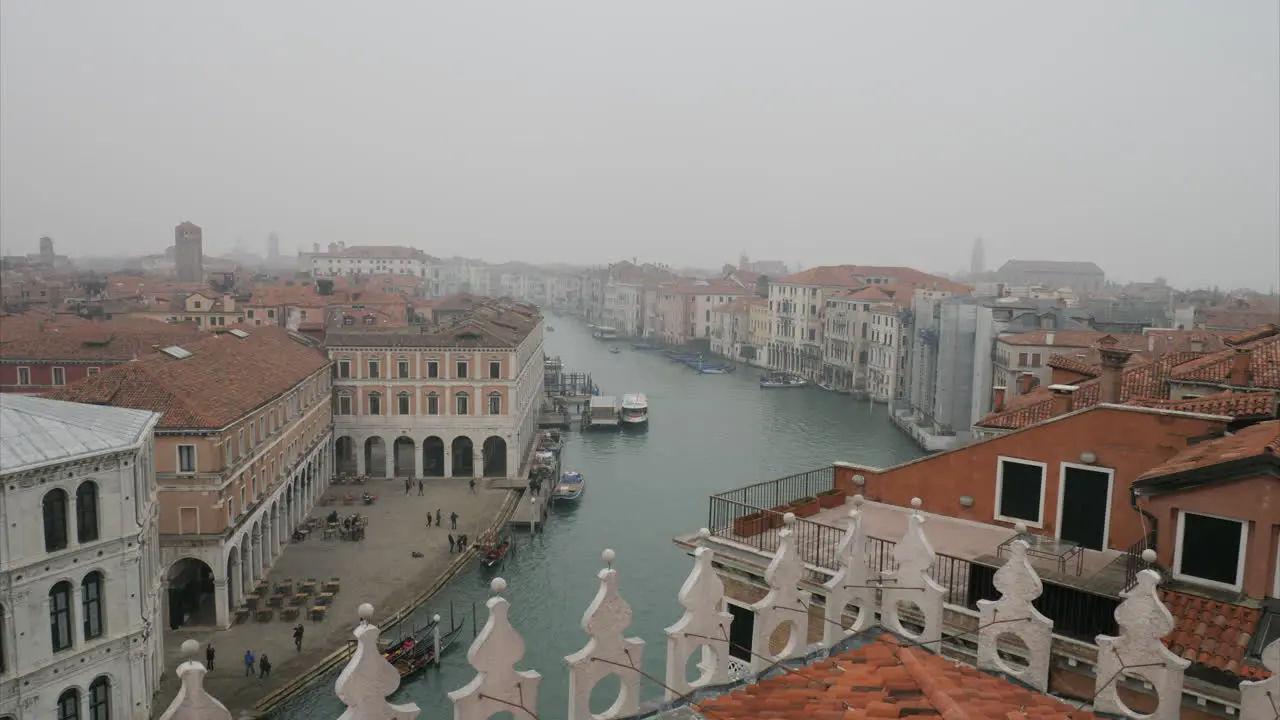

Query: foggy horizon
[2,1,1278,289]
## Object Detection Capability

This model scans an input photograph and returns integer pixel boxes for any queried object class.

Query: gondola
[394,621,467,678]
[380,618,439,665]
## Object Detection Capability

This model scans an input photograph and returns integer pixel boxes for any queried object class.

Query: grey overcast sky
[2,2,1278,288]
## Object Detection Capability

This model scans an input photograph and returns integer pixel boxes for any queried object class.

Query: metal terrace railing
[707,489,1121,644]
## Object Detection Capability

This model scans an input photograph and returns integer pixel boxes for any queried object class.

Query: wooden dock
[537,411,570,429]
[507,495,548,530]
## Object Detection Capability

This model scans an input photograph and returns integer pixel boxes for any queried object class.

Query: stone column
[473,448,484,478]
[355,439,366,475]
[444,447,453,477]
[240,549,251,601]
[251,532,263,583]
[213,580,230,629]
[71,584,85,646]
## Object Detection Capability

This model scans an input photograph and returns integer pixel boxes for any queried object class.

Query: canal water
[275,319,924,718]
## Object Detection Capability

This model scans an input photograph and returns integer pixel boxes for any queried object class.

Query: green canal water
[274,319,924,718]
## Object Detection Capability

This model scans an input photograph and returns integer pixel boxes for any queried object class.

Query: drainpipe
[1129,488,1158,549]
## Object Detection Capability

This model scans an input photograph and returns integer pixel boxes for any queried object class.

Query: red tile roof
[1225,324,1280,347]
[0,318,204,362]
[977,353,1206,430]
[45,327,329,429]
[999,330,1148,349]
[1203,309,1280,332]
[1124,391,1277,419]
[1160,590,1270,679]
[1169,332,1280,390]
[1136,419,1280,480]
[695,633,1103,720]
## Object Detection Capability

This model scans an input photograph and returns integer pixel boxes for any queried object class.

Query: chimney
[1190,337,1204,353]
[1147,334,1156,352]
[1229,348,1253,387]
[1049,384,1077,416]
[1096,336,1133,404]
[992,386,1007,412]
[1045,331,1055,346]
[1017,372,1036,395]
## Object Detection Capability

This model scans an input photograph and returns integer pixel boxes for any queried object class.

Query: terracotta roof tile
[0,318,204,362]
[44,327,329,429]
[1169,332,1280,389]
[1203,309,1280,332]
[327,299,540,349]
[1124,391,1277,418]
[1136,419,1280,480]
[1159,589,1270,680]
[1225,324,1280,347]
[976,352,1206,430]
[694,633,1102,720]
[999,330,1148,349]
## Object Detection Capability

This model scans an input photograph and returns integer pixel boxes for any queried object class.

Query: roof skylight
[161,346,193,360]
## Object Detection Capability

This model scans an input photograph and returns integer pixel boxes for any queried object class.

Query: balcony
[696,468,1151,644]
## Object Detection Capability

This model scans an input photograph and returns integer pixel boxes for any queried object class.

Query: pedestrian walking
[469,478,476,494]
[450,511,458,530]
[293,624,305,652]
[418,479,424,496]
[448,534,456,552]
[206,642,215,670]
[436,509,442,525]
[426,512,433,527]
[404,478,411,495]
[259,654,272,679]
[244,650,256,677]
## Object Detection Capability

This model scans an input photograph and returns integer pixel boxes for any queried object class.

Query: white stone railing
[156,496,1280,720]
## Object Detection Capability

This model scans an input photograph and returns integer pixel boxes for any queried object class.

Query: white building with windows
[0,395,164,720]
[305,243,433,279]
[326,299,544,481]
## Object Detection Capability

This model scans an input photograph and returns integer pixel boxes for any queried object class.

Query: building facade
[307,243,433,279]
[327,300,544,482]
[47,327,334,631]
[174,222,203,283]
[0,395,164,720]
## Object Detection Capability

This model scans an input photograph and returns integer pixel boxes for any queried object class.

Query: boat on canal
[609,346,621,354]
[592,326,619,340]
[552,471,585,503]
[620,393,649,426]
[582,396,620,430]
[760,371,807,389]
[393,621,466,678]
[379,618,439,663]
[536,430,564,455]
[477,530,513,568]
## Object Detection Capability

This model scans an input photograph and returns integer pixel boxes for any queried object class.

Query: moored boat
[583,396,620,429]
[477,530,513,568]
[592,326,619,340]
[553,471,585,503]
[536,430,564,455]
[620,393,649,426]
[609,346,621,354]
[760,371,807,389]
[394,622,466,678]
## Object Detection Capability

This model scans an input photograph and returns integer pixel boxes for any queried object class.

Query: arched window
[368,392,382,416]
[43,489,69,552]
[49,581,74,651]
[76,482,99,543]
[397,391,411,415]
[488,392,502,416]
[82,572,105,640]
[426,392,440,416]
[88,676,110,720]
[57,687,80,720]
[455,391,469,416]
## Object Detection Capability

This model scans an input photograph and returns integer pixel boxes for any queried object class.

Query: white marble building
[0,395,164,720]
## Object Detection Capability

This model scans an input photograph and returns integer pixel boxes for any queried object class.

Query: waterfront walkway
[154,477,510,717]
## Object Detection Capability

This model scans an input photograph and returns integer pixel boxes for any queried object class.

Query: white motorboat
[760,372,807,389]
[620,393,649,426]
[552,471,585,503]
[592,326,619,340]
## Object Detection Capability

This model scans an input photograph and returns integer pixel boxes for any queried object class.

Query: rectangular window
[17,366,30,385]
[227,499,235,526]
[82,577,103,640]
[456,361,468,379]
[1018,352,1028,366]
[52,367,66,385]
[427,360,439,378]
[177,445,197,473]
[1031,353,1041,367]
[249,422,255,448]
[1174,511,1247,590]
[489,361,501,379]
[994,457,1045,526]
[369,394,382,415]
[427,393,440,415]
[224,441,233,466]
[456,393,469,415]
[338,360,351,378]
[87,367,100,376]
[398,359,410,378]
[488,393,501,415]
[368,359,381,378]
[397,393,410,415]
[338,395,352,415]
[50,586,72,652]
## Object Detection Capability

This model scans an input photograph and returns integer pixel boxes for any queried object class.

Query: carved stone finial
[157,639,233,720]
[881,502,945,645]
[449,577,542,720]
[566,550,645,720]
[1141,548,1157,563]
[749,516,809,672]
[697,527,711,541]
[976,540,1053,691]
[333,605,419,720]
[1240,637,1279,720]
[1094,569,1189,720]
[823,500,877,646]
[664,546,733,700]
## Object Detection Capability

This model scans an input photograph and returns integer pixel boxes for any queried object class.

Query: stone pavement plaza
[155,477,510,717]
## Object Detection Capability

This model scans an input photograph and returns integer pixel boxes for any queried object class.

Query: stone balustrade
[156,496,1280,720]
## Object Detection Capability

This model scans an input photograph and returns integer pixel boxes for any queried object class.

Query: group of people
[424,507,459,530]
[448,533,469,552]
[204,625,304,681]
